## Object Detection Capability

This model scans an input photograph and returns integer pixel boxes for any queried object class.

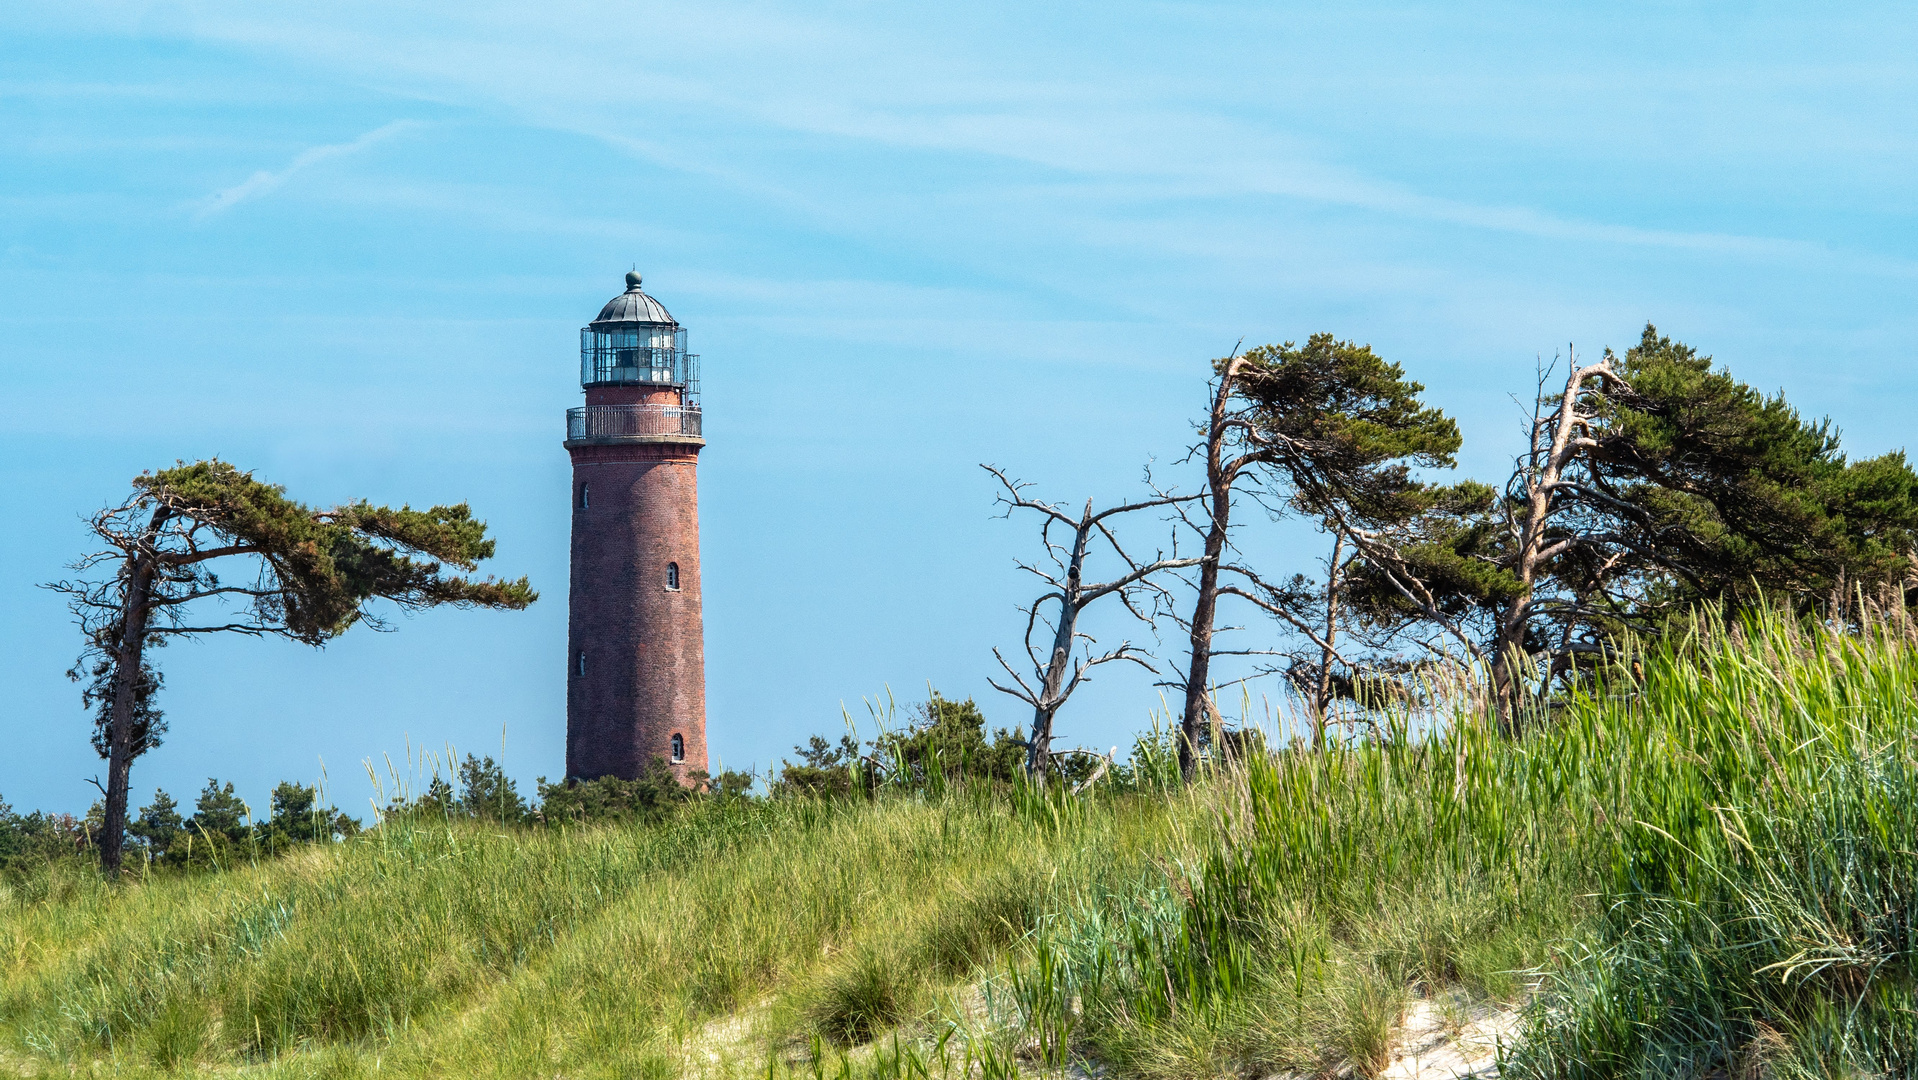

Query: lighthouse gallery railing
[566,404,703,440]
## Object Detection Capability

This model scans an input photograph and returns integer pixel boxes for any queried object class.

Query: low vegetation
[0,745,1188,1078]
[4,610,1917,1077]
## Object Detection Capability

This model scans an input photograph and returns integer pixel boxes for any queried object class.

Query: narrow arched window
[670,733,685,763]
[666,562,680,590]
[577,650,587,677]
[578,482,590,509]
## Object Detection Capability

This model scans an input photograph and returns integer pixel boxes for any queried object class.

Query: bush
[536,756,697,825]
[457,754,529,824]
[773,734,865,798]
[127,788,185,864]
[880,693,1024,788]
[255,782,360,854]
[774,692,1029,798]
[0,795,88,871]
[807,947,919,1046]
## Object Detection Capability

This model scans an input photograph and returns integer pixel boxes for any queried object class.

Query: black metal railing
[566,404,703,441]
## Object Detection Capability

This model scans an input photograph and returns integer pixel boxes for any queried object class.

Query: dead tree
[1175,351,1252,780]
[1485,350,1623,717]
[1154,509,1366,750]
[982,465,1201,783]
[1326,352,1625,726]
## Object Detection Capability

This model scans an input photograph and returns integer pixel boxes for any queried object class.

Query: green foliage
[131,460,538,644]
[1333,325,1918,702]
[1208,334,1477,731]
[775,733,865,798]
[73,649,165,762]
[536,757,696,825]
[877,693,1025,790]
[1344,478,1523,624]
[126,789,184,865]
[775,693,1028,798]
[0,796,88,871]
[419,775,455,817]
[187,779,250,844]
[455,754,529,824]
[1596,325,1918,608]
[1231,333,1463,525]
[255,782,360,854]
[51,458,537,873]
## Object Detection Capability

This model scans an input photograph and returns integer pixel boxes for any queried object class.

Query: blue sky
[4,2,1916,818]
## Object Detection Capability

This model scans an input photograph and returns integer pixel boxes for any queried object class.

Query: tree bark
[1312,533,1344,749]
[1027,502,1093,782]
[98,507,166,877]
[1181,490,1228,780]
[1487,358,1608,731]
[1181,359,1244,782]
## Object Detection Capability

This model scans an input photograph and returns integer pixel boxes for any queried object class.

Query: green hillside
[5,610,1918,1078]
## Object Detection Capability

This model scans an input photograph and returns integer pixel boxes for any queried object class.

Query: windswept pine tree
[47,459,536,875]
[1342,325,1918,722]
[1172,335,1464,767]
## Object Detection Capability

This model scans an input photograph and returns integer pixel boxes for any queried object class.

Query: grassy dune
[0,784,1198,1077]
[5,610,1917,1078]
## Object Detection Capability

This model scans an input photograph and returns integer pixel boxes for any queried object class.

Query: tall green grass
[6,609,1915,1078]
[1001,610,1918,1078]
[0,787,1188,1077]
[1508,614,1918,1077]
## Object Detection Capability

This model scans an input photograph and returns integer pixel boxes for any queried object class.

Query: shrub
[879,693,1024,788]
[774,734,865,798]
[457,754,529,824]
[255,782,360,854]
[127,788,185,865]
[0,796,89,871]
[536,756,694,825]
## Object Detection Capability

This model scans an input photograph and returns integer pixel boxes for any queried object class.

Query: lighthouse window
[666,562,680,590]
[577,650,587,677]
[578,482,590,509]
[670,733,685,763]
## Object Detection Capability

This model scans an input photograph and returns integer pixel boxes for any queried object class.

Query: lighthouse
[564,270,707,782]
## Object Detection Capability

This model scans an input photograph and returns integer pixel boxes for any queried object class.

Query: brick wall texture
[565,438,708,783]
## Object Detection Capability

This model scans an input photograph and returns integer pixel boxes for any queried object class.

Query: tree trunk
[1181,364,1242,782]
[1312,533,1344,749]
[1487,360,1600,733]
[1028,634,1070,782]
[99,508,166,877]
[1028,503,1092,783]
[1488,596,1531,732]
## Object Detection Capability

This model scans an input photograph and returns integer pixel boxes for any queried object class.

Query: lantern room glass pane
[580,325,697,394]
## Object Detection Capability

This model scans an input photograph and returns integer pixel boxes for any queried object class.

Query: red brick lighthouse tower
[564,270,707,781]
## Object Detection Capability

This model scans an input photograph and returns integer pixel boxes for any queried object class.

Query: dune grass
[6,609,1918,1078]
[1005,610,1918,1078]
[0,778,1202,1078]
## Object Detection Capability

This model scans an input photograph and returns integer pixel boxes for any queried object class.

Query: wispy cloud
[194,119,423,219]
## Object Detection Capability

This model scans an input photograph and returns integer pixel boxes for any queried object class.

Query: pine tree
[127,789,184,865]
[46,460,536,874]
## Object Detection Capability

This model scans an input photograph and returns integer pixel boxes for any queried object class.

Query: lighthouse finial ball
[625,269,643,289]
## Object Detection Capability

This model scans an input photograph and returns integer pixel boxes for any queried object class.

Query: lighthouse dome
[592,271,676,326]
